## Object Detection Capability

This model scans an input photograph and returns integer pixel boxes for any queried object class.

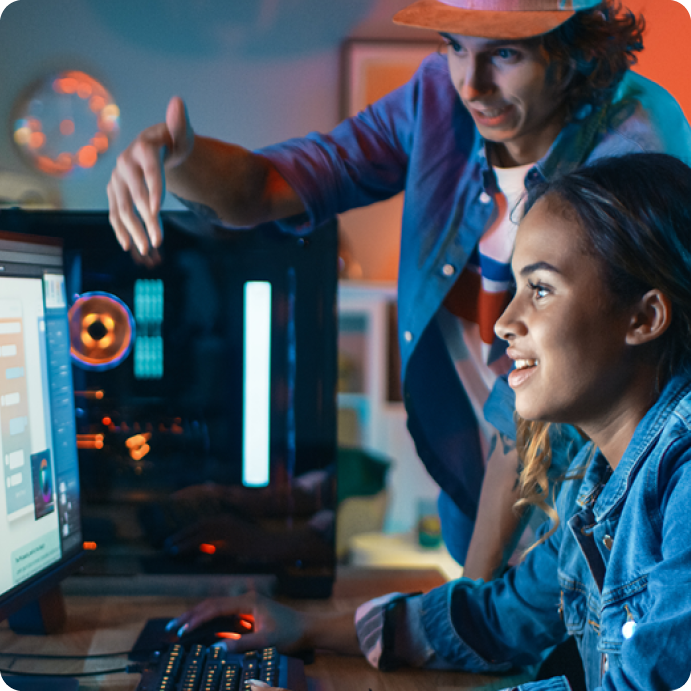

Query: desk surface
[0,567,527,691]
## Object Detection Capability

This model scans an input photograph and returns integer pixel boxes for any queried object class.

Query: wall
[0,0,431,211]
[1,1,689,279]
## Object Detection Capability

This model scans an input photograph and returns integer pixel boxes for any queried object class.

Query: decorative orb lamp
[12,71,119,177]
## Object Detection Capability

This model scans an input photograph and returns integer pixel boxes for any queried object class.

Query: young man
[107,0,691,582]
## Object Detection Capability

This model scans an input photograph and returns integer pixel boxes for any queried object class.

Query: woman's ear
[625,290,672,346]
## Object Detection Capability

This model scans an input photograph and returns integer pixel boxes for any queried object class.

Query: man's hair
[541,0,645,118]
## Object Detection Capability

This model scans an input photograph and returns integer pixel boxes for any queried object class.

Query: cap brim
[393,0,575,39]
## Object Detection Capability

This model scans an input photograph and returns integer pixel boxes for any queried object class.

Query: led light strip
[242,282,272,487]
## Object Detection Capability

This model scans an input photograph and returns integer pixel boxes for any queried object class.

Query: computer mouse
[177,614,253,647]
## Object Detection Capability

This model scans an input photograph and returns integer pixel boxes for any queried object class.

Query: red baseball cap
[393,0,603,39]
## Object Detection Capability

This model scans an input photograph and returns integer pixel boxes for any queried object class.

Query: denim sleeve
[597,446,691,691]
[513,678,572,690]
[254,56,446,234]
[418,519,568,673]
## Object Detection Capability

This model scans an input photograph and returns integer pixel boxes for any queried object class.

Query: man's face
[443,33,569,163]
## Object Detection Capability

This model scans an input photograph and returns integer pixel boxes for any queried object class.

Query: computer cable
[0,648,154,660]
[0,665,133,677]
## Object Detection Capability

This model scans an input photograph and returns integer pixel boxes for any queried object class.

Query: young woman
[170,152,691,690]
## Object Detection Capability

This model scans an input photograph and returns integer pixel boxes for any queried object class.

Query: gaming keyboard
[134,644,307,691]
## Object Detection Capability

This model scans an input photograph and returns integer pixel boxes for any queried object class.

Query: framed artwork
[341,39,441,118]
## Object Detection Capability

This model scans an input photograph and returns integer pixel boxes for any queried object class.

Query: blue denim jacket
[413,375,691,690]
[258,53,691,526]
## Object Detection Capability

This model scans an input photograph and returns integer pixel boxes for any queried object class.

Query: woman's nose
[495,297,523,342]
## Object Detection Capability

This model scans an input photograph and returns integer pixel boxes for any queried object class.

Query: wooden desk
[0,567,528,691]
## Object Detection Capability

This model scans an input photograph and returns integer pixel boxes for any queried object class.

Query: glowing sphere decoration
[12,71,119,177]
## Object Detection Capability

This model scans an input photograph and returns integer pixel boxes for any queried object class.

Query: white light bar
[242,281,272,487]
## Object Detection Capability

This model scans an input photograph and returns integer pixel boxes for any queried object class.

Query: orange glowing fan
[68,292,135,370]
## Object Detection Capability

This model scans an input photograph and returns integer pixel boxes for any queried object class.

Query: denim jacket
[404,375,691,690]
[258,53,691,524]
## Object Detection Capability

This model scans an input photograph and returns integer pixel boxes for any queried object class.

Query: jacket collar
[475,101,607,187]
[575,375,691,521]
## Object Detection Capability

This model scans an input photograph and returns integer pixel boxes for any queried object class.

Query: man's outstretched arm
[107,96,304,255]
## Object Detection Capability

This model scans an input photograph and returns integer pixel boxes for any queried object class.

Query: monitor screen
[0,210,338,597]
[0,230,82,624]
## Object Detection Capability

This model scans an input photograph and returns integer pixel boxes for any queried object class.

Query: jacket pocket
[561,586,587,635]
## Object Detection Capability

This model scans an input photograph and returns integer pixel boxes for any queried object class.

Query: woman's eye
[528,281,549,299]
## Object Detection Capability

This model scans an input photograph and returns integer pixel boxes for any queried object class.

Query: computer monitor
[0,230,83,635]
[0,209,338,598]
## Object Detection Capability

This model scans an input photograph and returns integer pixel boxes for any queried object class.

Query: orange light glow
[77,434,104,450]
[77,82,93,99]
[92,132,109,153]
[74,390,105,400]
[199,543,217,555]
[60,119,75,136]
[127,432,150,460]
[216,632,242,640]
[239,619,252,630]
[102,417,112,426]
[61,77,78,94]
[89,95,106,113]
[83,542,98,551]
[29,131,45,149]
[78,145,98,169]
[57,153,72,167]
[35,156,71,176]
[126,433,151,449]
[77,440,104,450]
[240,614,255,624]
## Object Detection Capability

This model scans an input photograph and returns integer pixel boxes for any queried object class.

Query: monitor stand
[8,586,67,635]
[1,677,79,691]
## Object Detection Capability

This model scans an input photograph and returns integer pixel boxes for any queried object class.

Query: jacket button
[479,191,492,204]
[622,620,637,639]
[603,535,613,550]
[404,331,413,343]
[442,264,455,277]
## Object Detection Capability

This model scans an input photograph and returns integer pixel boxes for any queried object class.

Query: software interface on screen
[0,234,81,602]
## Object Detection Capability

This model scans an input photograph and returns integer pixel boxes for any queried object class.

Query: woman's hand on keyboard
[167,591,310,654]
[167,591,362,656]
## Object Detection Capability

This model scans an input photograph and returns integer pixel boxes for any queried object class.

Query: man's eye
[495,48,519,61]
[442,38,463,54]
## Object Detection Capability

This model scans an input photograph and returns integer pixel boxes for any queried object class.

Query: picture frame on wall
[341,39,441,118]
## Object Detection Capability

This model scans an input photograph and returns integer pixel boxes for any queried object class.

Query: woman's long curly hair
[541,1,645,119]
[514,153,691,551]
